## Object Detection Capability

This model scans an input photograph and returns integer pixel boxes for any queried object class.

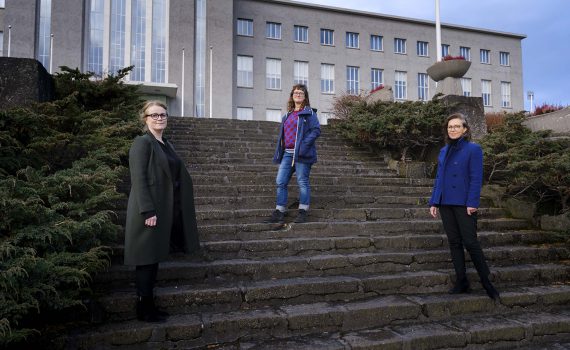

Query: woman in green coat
[124,100,200,322]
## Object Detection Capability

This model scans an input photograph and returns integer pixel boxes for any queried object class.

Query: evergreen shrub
[0,67,141,347]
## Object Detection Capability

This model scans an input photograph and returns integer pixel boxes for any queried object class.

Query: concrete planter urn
[427,59,471,82]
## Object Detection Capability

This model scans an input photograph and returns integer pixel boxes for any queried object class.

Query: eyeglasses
[292,91,305,96]
[146,113,168,120]
[447,125,464,130]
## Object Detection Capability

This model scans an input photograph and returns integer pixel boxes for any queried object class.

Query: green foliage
[331,94,448,160]
[480,113,570,214]
[0,66,141,347]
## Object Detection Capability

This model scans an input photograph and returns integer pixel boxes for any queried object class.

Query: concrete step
[194,207,507,225]
[188,164,395,176]
[197,218,529,242]
[191,174,433,186]
[192,184,433,197]
[98,245,567,287]
[70,285,570,349]
[98,266,570,321]
[187,156,389,167]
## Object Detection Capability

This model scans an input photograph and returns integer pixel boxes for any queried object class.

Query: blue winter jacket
[429,137,484,208]
[272,106,321,165]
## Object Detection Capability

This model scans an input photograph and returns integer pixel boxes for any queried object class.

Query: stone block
[0,57,54,110]
[342,329,403,350]
[342,296,420,330]
[504,197,536,220]
[541,213,570,232]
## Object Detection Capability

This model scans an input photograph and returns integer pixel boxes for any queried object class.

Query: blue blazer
[429,137,484,208]
[272,106,321,165]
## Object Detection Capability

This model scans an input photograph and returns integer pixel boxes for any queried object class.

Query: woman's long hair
[140,100,167,132]
[443,112,472,143]
[286,84,310,113]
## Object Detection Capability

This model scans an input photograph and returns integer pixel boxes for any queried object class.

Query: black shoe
[294,209,308,223]
[482,281,500,300]
[448,283,471,294]
[264,209,285,224]
[136,296,167,322]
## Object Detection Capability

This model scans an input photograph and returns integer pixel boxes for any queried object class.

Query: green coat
[124,133,200,266]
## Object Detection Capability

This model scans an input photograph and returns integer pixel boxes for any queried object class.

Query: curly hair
[443,112,472,143]
[286,84,310,112]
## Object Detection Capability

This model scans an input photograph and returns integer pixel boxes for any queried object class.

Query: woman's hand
[466,207,478,216]
[430,206,438,218]
[145,215,157,226]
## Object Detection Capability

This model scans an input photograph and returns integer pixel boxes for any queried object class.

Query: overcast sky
[297,0,570,111]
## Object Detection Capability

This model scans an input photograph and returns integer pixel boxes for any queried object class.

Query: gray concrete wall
[169,0,196,116]
[207,0,233,119]
[235,0,525,120]
[523,108,570,134]
[52,0,84,70]
[3,0,36,59]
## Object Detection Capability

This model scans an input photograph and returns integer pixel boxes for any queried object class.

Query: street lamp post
[435,0,442,62]
[7,25,12,57]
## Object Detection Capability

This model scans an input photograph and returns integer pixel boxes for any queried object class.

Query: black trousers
[439,205,491,284]
[136,207,185,297]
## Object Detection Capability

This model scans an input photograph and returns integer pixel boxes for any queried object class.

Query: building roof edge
[254,0,527,39]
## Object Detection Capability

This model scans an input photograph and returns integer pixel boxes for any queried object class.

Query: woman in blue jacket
[265,84,321,224]
[429,113,499,300]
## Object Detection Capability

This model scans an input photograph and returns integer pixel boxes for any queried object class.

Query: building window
[370,68,383,91]
[461,78,472,97]
[459,46,471,61]
[0,0,5,7]
[194,0,206,117]
[87,0,104,75]
[480,49,490,64]
[481,79,492,106]
[321,63,335,93]
[237,55,253,87]
[266,58,281,90]
[417,73,429,101]
[294,61,309,86]
[320,29,334,46]
[0,32,4,57]
[417,41,429,57]
[394,71,407,100]
[346,32,359,49]
[346,66,360,95]
[109,0,126,75]
[500,51,510,66]
[394,38,406,54]
[501,82,511,108]
[237,107,253,120]
[151,0,167,83]
[266,109,282,122]
[370,35,383,51]
[130,0,147,81]
[237,18,253,36]
[294,25,308,43]
[441,44,450,57]
[266,22,281,40]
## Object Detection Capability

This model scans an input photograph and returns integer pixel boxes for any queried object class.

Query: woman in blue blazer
[429,113,499,300]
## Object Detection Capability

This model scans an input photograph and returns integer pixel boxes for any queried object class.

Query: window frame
[294,25,309,43]
[417,73,429,101]
[501,81,511,108]
[461,78,472,97]
[320,28,334,46]
[237,18,253,37]
[394,70,407,100]
[417,41,429,57]
[499,51,510,66]
[265,21,282,40]
[266,58,282,90]
[394,38,407,54]
[370,68,384,91]
[441,44,450,58]
[237,55,254,88]
[293,60,309,86]
[481,79,492,106]
[346,65,360,95]
[370,34,383,51]
[236,107,253,120]
[320,63,335,94]
[480,49,491,64]
[346,32,360,49]
[459,46,471,61]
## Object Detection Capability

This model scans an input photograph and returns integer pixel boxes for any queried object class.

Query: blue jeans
[275,152,312,211]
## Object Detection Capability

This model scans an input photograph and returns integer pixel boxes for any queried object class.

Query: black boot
[481,279,500,300]
[448,278,471,294]
[136,296,167,322]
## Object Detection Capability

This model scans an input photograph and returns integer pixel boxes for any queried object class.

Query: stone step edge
[71,286,570,348]
[98,265,570,317]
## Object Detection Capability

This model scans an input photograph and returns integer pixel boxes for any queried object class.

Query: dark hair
[140,100,167,132]
[286,84,310,112]
[443,112,471,143]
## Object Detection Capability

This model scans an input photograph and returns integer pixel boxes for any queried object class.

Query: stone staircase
[69,117,570,349]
